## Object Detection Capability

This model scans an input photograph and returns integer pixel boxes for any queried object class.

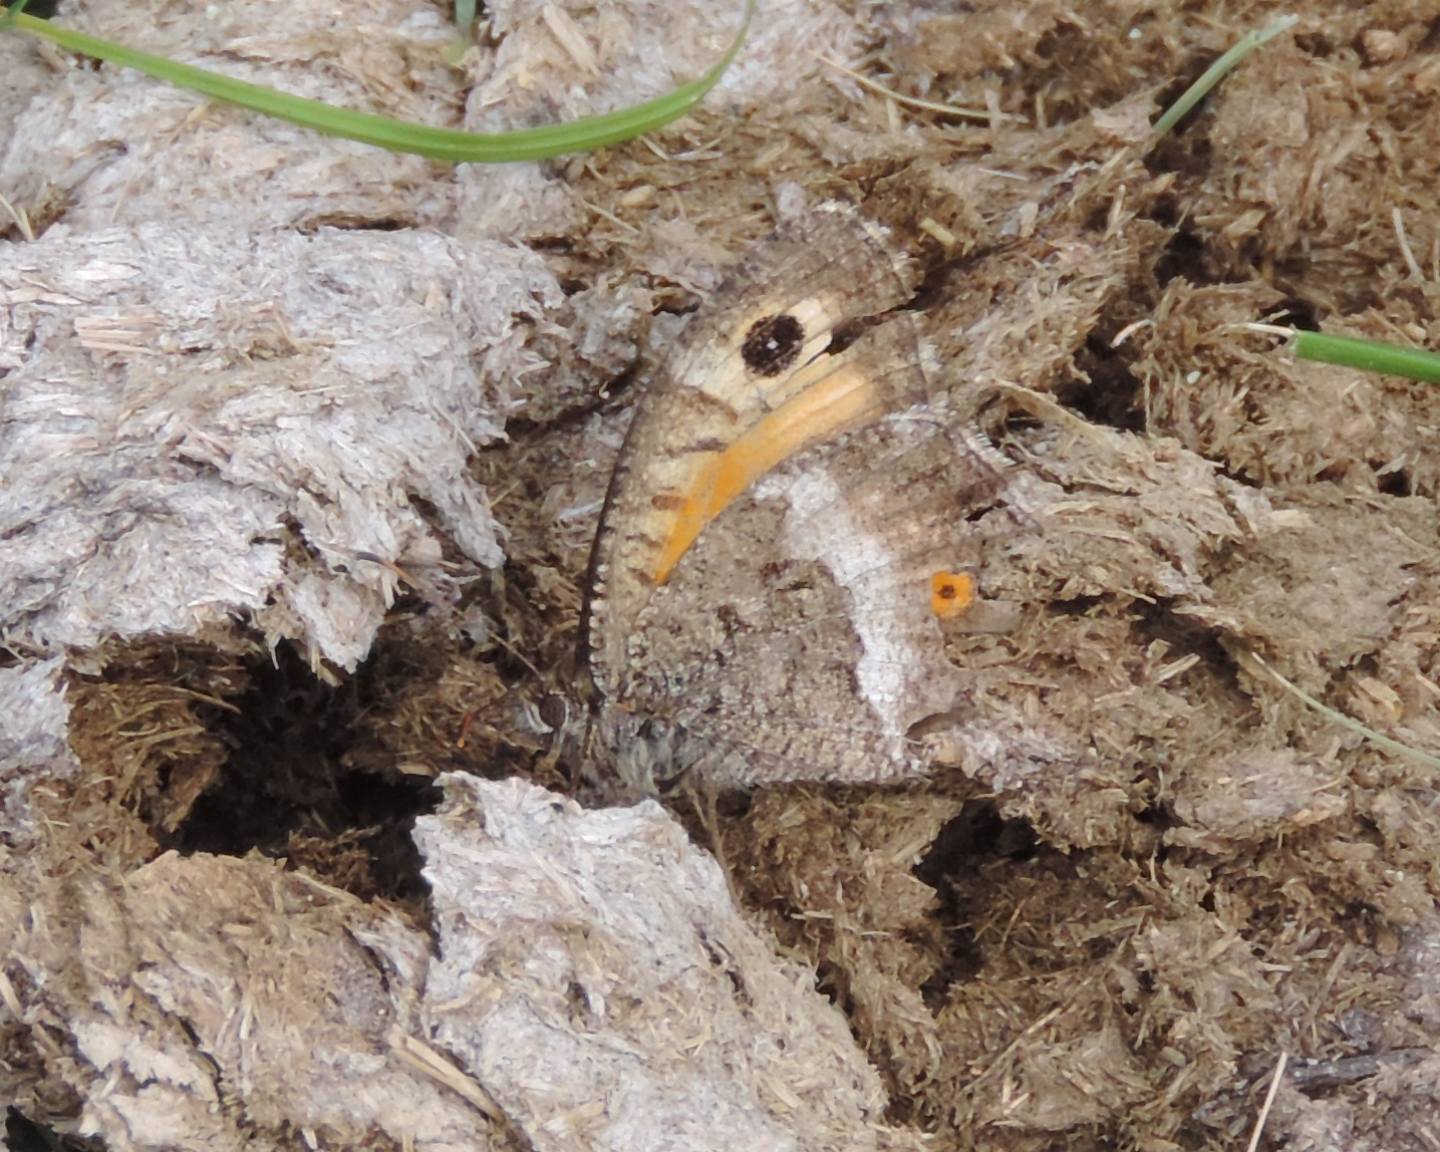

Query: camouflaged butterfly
[578,203,1012,790]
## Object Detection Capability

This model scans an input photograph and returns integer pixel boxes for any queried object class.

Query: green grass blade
[1246,324,1440,384]
[1293,329,1440,383]
[1152,13,1298,140]
[3,0,752,162]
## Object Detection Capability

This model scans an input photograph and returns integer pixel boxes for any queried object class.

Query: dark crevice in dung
[915,801,1041,1006]
[1056,332,1147,432]
[171,641,437,902]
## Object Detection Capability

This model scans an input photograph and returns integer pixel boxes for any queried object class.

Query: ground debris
[4,0,1440,1148]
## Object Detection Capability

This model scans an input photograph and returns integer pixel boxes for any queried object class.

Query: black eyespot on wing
[741,313,805,377]
[538,693,570,731]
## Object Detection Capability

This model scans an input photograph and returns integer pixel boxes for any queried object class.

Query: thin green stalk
[1243,651,1440,773]
[1,0,753,162]
[1152,14,1298,140]
[1246,324,1440,384]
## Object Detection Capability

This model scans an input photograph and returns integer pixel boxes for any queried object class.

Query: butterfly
[576,202,1017,791]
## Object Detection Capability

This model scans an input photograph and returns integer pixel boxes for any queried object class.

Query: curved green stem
[2,0,753,162]
[1152,14,1298,140]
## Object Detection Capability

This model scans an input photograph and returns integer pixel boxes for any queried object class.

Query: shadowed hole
[916,801,1041,1004]
[173,641,437,902]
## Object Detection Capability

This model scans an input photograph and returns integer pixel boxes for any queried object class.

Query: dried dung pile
[3,1,1440,1150]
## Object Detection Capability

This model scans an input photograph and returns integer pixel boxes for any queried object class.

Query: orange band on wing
[651,365,882,582]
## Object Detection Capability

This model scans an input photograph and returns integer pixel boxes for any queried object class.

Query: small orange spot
[930,571,975,620]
